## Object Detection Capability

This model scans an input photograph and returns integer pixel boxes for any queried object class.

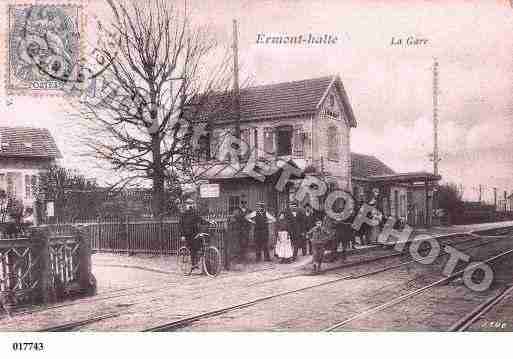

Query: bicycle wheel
[177,246,192,276]
[203,246,221,277]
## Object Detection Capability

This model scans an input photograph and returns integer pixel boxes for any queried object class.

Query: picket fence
[83,218,227,256]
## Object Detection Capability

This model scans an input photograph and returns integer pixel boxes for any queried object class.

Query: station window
[6,175,14,198]
[400,194,406,217]
[293,126,305,158]
[198,133,211,161]
[25,174,31,199]
[276,125,293,156]
[264,128,275,155]
[393,190,399,217]
[329,94,335,107]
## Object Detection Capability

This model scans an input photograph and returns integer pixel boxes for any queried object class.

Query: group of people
[230,199,367,273]
[180,195,384,274]
[230,200,319,264]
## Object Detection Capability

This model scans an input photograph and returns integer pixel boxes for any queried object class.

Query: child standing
[306,218,331,274]
[275,212,293,263]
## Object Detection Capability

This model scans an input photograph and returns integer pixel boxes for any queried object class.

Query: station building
[191,75,440,227]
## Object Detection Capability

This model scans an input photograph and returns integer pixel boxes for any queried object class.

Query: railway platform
[93,220,513,276]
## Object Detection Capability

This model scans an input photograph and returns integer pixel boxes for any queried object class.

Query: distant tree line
[33,164,183,223]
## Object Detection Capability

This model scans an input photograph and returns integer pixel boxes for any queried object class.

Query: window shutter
[293,125,304,157]
[220,128,235,162]
[0,173,5,192]
[264,127,275,155]
[253,128,259,150]
[241,128,251,160]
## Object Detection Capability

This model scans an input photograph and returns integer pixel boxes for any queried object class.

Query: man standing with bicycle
[179,198,210,269]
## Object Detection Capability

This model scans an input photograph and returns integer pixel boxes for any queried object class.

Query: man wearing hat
[285,200,307,261]
[179,198,210,268]
[229,198,252,264]
[245,201,276,262]
[237,199,251,263]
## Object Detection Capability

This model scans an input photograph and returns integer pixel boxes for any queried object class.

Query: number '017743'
[12,342,44,351]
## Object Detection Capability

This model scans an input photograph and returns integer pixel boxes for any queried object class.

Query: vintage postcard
[0,0,512,357]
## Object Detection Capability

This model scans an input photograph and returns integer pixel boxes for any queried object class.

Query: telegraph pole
[232,19,241,142]
[430,58,441,225]
[432,58,440,176]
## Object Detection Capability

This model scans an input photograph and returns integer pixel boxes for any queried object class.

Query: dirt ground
[1,222,512,331]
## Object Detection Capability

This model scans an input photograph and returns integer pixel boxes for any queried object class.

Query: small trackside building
[0,127,62,209]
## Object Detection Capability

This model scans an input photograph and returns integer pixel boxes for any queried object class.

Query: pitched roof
[195,157,307,181]
[0,127,62,159]
[370,172,441,182]
[189,75,357,127]
[351,152,395,179]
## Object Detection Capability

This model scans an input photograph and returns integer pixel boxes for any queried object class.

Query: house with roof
[351,153,440,227]
[191,75,440,227]
[0,127,61,209]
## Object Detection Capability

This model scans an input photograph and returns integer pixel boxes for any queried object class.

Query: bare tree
[437,182,464,223]
[71,0,238,216]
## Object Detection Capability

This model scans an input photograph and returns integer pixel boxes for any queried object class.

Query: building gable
[316,76,357,128]
[0,127,62,159]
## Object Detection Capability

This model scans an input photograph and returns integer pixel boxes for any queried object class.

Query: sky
[1,0,512,202]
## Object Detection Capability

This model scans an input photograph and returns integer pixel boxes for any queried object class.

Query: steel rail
[250,232,509,286]
[1,229,477,321]
[323,247,513,332]
[8,228,512,331]
[247,231,485,286]
[143,234,505,332]
[448,284,513,332]
[37,313,120,332]
[143,274,353,331]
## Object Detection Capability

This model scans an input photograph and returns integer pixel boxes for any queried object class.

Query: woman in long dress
[275,212,293,263]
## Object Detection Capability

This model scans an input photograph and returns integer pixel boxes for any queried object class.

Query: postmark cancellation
[4,0,86,96]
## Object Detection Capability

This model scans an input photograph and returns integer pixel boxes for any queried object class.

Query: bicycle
[177,232,222,277]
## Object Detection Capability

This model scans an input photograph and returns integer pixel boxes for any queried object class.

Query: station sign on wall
[46,201,55,217]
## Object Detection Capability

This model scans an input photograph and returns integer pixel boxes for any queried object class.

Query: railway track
[141,232,512,332]
[246,230,499,286]
[323,247,513,331]
[1,229,480,321]
[448,284,513,332]
[9,227,512,332]
[37,313,120,332]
